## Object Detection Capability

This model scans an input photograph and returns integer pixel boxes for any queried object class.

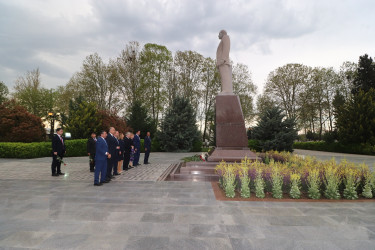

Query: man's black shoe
[58,172,65,175]
[114,173,120,176]
[94,183,102,186]
[52,173,58,176]
[144,162,150,164]
[102,180,109,183]
[90,170,95,172]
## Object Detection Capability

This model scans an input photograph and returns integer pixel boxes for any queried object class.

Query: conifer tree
[158,96,200,151]
[126,100,156,138]
[66,97,100,139]
[252,105,297,151]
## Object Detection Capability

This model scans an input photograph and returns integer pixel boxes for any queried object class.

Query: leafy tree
[0,100,46,142]
[264,64,311,119]
[13,68,57,117]
[116,41,142,107]
[140,43,172,126]
[158,97,200,152]
[0,81,9,104]
[352,54,375,95]
[232,63,257,123]
[173,50,204,109]
[252,105,298,152]
[65,97,100,139]
[126,100,155,138]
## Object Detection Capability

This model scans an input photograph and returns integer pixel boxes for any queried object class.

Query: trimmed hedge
[0,138,175,159]
[0,139,87,159]
[293,141,375,155]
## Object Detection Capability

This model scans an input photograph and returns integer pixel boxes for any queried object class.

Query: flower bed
[215,151,375,200]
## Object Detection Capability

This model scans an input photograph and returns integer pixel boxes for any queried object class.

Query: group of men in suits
[90,127,151,186]
[51,127,152,186]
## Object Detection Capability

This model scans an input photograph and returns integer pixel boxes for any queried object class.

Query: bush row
[0,138,202,159]
[216,151,375,200]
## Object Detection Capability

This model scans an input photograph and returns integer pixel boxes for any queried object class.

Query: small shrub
[343,169,360,200]
[361,172,373,199]
[239,164,251,198]
[223,164,236,198]
[323,160,341,200]
[307,169,321,199]
[271,165,283,199]
[255,168,265,198]
[289,173,301,199]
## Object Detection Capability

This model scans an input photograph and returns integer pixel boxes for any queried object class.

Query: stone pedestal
[207,94,258,162]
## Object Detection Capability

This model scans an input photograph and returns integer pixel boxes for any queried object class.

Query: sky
[1,0,375,94]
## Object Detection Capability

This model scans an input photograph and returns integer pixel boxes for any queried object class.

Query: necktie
[59,136,64,145]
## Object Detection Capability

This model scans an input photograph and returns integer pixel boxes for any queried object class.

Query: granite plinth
[215,94,248,148]
[207,94,258,162]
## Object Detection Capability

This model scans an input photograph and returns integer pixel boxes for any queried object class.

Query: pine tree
[352,54,375,95]
[126,100,156,138]
[158,96,200,152]
[252,105,298,152]
[337,89,375,145]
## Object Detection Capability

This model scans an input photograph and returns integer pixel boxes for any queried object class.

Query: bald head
[218,30,227,39]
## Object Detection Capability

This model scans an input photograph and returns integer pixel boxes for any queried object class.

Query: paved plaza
[0,150,375,249]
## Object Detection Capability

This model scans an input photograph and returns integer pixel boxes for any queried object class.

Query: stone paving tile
[1,153,375,249]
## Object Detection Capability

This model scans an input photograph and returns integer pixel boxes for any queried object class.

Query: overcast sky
[1,0,374,94]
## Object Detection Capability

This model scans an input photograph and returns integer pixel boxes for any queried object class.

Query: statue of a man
[216,30,233,94]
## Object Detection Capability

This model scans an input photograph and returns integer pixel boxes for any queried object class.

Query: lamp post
[48,112,55,139]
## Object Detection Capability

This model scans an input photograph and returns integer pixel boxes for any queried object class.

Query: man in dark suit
[143,131,151,164]
[133,130,141,166]
[87,132,97,172]
[94,131,110,186]
[123,132,133,171]
[51,128,66,176]
[105,127,117,181]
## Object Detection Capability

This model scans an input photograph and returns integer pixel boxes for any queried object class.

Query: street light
[48,112,55,139]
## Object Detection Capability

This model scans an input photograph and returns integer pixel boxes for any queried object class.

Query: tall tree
[232,63,257,123]
[13,68,57,117]
[139,43,172,126]
[173,50,204,110]
[116,41,142,107]
[352,54,375,95]
[264,64,311,119]
[336,89,375,145]
[199,58,220,142]
[0,81,9,104]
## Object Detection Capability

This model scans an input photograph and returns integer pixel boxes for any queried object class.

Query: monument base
[207,147,259,162]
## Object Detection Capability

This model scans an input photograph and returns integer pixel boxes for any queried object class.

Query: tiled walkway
[1,152,375,249]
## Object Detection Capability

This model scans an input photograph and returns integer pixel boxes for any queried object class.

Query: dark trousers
[89,154,95,171]
[134,148,140,165]
[94,159,107,184]
[51,154,62,174]
[123,152,130,170]
[106,158,114,179]
[144,149,150,164]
